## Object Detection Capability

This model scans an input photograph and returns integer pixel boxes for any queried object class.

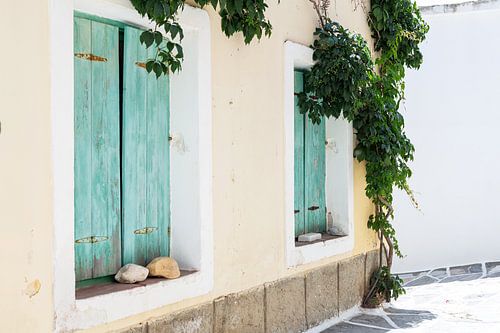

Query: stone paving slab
[404,275,438,287]
[322,322,390,332]
[348,314,393,329]
[384,307,434,316]
[428,268,447,279]
[486,272,500,278]
[321,262,500,333]
[397,271,429,285]
[450,263,482,275]
[386,314,435,329]
[398,261,500,287]
[439,273,482,283]
[486,261,500,274]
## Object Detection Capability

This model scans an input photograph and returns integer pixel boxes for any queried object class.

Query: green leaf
[140,31,155,48]
[145,60,154,73]
[175,44,183,59]
[154,31,163,46]
[170,24,179,39]
[154,2,164,17]
[234,0,243,14]
[153,61,163,78]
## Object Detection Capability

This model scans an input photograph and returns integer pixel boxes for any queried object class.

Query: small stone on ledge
[114,264,149,284]
[298,232,322,242]
[147,256,181,279]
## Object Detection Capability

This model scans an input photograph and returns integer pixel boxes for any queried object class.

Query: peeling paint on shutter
[74,17,121,281]
[294,71,327,237]
[122,26,171,266]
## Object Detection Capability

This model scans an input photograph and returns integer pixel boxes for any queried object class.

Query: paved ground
[321,262,500,332]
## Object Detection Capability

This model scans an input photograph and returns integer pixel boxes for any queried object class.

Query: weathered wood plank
[294,71,306,237]
[74,17,93,281]
[90,19,121,278]
[122,26,148,266]
[146,42,170,260]
[74,17,121,280]
[305,110,326,233]
[122,27,170,266]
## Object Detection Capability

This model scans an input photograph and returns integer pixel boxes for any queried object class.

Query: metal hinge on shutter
[75,236,109,244]
[74,53,107,62]
[134,227,158,235]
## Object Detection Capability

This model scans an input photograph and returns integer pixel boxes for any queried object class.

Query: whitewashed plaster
[393,2,500,272]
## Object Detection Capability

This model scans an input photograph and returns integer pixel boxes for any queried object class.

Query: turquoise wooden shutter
[304,112,326,233]
[294,71,306,236]
[74,17,121,281]
[294,71,326,236]
[122,27,171,266]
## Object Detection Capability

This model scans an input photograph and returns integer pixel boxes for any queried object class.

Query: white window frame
[284,41,354,268]
[50,0,213,331]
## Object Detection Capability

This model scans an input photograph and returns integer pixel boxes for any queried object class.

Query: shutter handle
[294,210,300,214]
[308,206,320,211]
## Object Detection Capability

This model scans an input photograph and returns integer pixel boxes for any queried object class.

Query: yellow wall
[0,0,377,332]
[0,1,54,332]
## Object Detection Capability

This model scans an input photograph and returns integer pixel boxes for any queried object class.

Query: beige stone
[265,276,306,333]
[365,249,381,294]
[214,286,265,333]
[148,303,213,333]
[339,254,366,312]
[305,263,339,328]
[112,322,148,333]
[147,257,181,279]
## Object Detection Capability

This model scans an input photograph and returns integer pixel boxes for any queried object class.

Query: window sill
[76,270,197,300]
[70,268,212,330]
[287,232,354,267]
[295,233,345,247]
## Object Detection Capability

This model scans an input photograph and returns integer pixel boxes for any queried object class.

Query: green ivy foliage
[369,266,406,304]
[131,0,272,77]
[131,0,185,76]
[297,21,373,124]
[218,0,272,43]
[300,0,428,276]
[370,0,429,69]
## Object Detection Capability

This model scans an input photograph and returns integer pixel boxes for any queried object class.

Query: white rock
[328,225,348,236]
[114,264,149,284]
[298,232,322,242]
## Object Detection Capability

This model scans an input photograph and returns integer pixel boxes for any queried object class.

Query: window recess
[74,14,170,284]
[293,70,327,237]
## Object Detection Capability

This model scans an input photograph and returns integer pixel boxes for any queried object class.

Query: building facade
[0,0,379,331]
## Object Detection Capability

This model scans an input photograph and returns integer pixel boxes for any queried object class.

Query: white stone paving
[390,276,500,332]
[321,263,500,333]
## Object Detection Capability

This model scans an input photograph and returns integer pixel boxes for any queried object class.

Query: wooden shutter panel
[74,17,121,281]
[122,27,171,266]
[294,71,306,236]
[304,112,326,233]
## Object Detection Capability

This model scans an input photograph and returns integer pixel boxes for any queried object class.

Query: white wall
[393,2,500,273]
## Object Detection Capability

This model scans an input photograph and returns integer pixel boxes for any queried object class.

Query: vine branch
[302,0,428,306]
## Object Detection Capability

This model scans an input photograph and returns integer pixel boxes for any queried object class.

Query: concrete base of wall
[116,250,379,333]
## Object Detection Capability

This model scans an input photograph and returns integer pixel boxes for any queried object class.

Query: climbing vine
[300,0,428,305]
[130,0,272,77]
[129,0,429,306]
